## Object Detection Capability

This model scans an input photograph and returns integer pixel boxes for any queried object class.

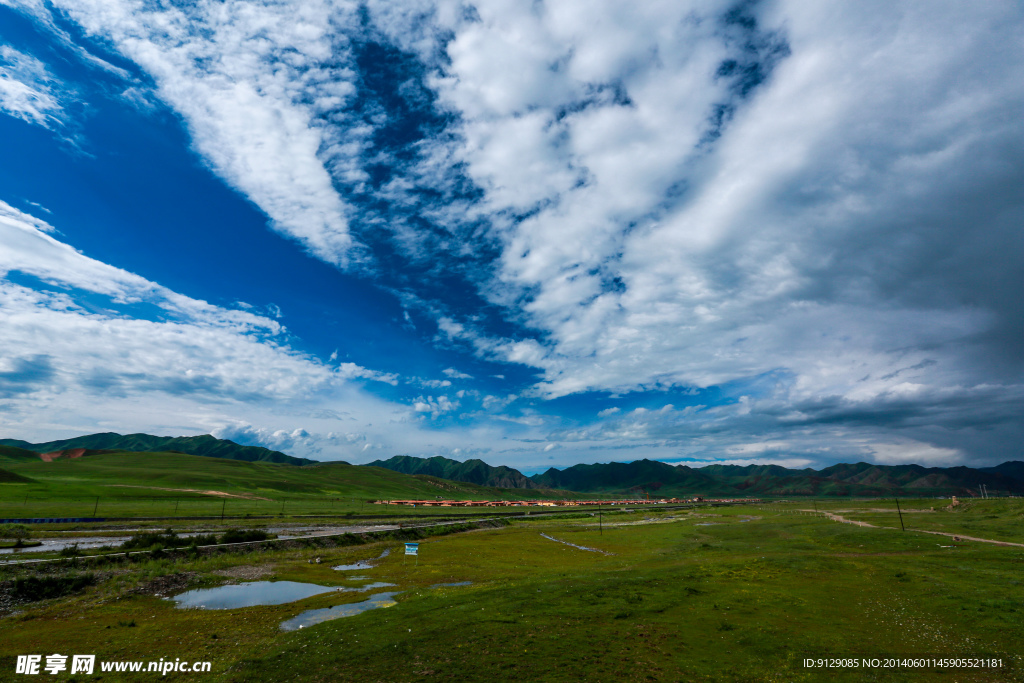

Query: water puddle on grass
[339,582,397,592]
[280,592,400,631]
[171,581,336,609]
[0,537,123,555]
[430,581,472,588]
[333,548,390,571]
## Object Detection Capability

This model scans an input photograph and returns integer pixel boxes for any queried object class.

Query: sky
[0,0,1022,473]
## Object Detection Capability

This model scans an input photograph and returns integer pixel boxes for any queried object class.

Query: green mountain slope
[0,433,316,466]
[0,450,502,501]
[0,467,34,484]
[531,459,1024,497]
[366,455,539,489]
[530,459,720,495]
[0,445,44,464]
[980,461,1024,482]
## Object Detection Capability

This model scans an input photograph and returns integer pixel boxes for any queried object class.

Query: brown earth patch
[130,571,203,597]
[39,448,88,462]
[211,564,275,581]
[103,485,271,500]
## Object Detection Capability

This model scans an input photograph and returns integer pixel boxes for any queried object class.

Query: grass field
[1,500,1022,682]
[0,451,592,520]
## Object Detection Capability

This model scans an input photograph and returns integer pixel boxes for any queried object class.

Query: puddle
[0,531,236,555]
[339,582,396,592]
[695,523,722,526]
[280,592,400,631]
[0,537,124,555]
[171,581,336,609]
[333,548,390,571]
[430,581,472,588]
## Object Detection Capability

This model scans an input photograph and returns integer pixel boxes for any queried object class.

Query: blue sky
[1,0,1022,473]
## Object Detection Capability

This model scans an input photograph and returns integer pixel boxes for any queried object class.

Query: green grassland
[1,503,1022,682]
[0,451,583,520]
[805,498,1024,545]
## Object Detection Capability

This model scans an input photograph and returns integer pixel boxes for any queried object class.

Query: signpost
[405,542,419,566]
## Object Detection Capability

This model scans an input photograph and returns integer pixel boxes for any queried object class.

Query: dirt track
[805,511,1024,547]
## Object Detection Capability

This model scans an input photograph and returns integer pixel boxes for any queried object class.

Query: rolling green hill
[531,459,1024,497]
[0,433,317,466]
[0,450,577,518]
[531,459,720,495]
[980,460,1024,482]
[0,444,43,464]
[367,455,538,489]
[0,466,34,484]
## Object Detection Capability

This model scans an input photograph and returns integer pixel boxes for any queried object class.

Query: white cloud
[7,0,1024,467]
[411,394,459,418]
[49,0,362,266]
[0,201,403,427]
[0,46,66,128]
[442,367,473,380]
[686,457,815,469]
[869,440,963,467]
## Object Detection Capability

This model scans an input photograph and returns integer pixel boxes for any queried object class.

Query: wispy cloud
[0,46,66,128]
[5,0,1023,468]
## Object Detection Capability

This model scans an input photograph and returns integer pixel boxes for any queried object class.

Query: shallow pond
[280,591,400,631]
[171,581,337,609]
[339,582,396,592]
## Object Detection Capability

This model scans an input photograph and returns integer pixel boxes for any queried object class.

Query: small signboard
[404,543,419,556]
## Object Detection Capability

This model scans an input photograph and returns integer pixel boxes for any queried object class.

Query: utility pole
[174,498,179,516]
[221,499,226,521]
[894,497,905,532]
[599,503,603,535]
[93,497,99,517]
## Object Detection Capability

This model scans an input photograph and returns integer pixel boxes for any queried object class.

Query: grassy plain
[1,501,1022,682]
[0,451,587,520]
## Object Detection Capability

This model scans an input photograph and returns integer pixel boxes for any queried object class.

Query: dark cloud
[0,355,56,398]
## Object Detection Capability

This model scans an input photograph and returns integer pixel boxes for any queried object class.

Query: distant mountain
[980,461,1024,483]
[531,459,719,494]
[531,459,1024,497]
[366,455,539,489]
[0,433,316,466]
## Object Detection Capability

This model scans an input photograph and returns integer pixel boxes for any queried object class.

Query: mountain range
[365,455,540,489]
[3,431,1022,497]
[372,455,1024,498]
[0,433,315,466]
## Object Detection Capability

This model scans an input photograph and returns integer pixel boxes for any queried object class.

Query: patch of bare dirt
[211,564,275,581]
[39,448,88,462]
[103,485,271,500]
[129,572,202,597]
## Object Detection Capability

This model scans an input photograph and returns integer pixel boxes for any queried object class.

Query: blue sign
[404,543,419,556]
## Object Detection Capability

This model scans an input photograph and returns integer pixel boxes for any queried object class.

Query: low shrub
[218,529,270,544]
[12,574,95,602]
